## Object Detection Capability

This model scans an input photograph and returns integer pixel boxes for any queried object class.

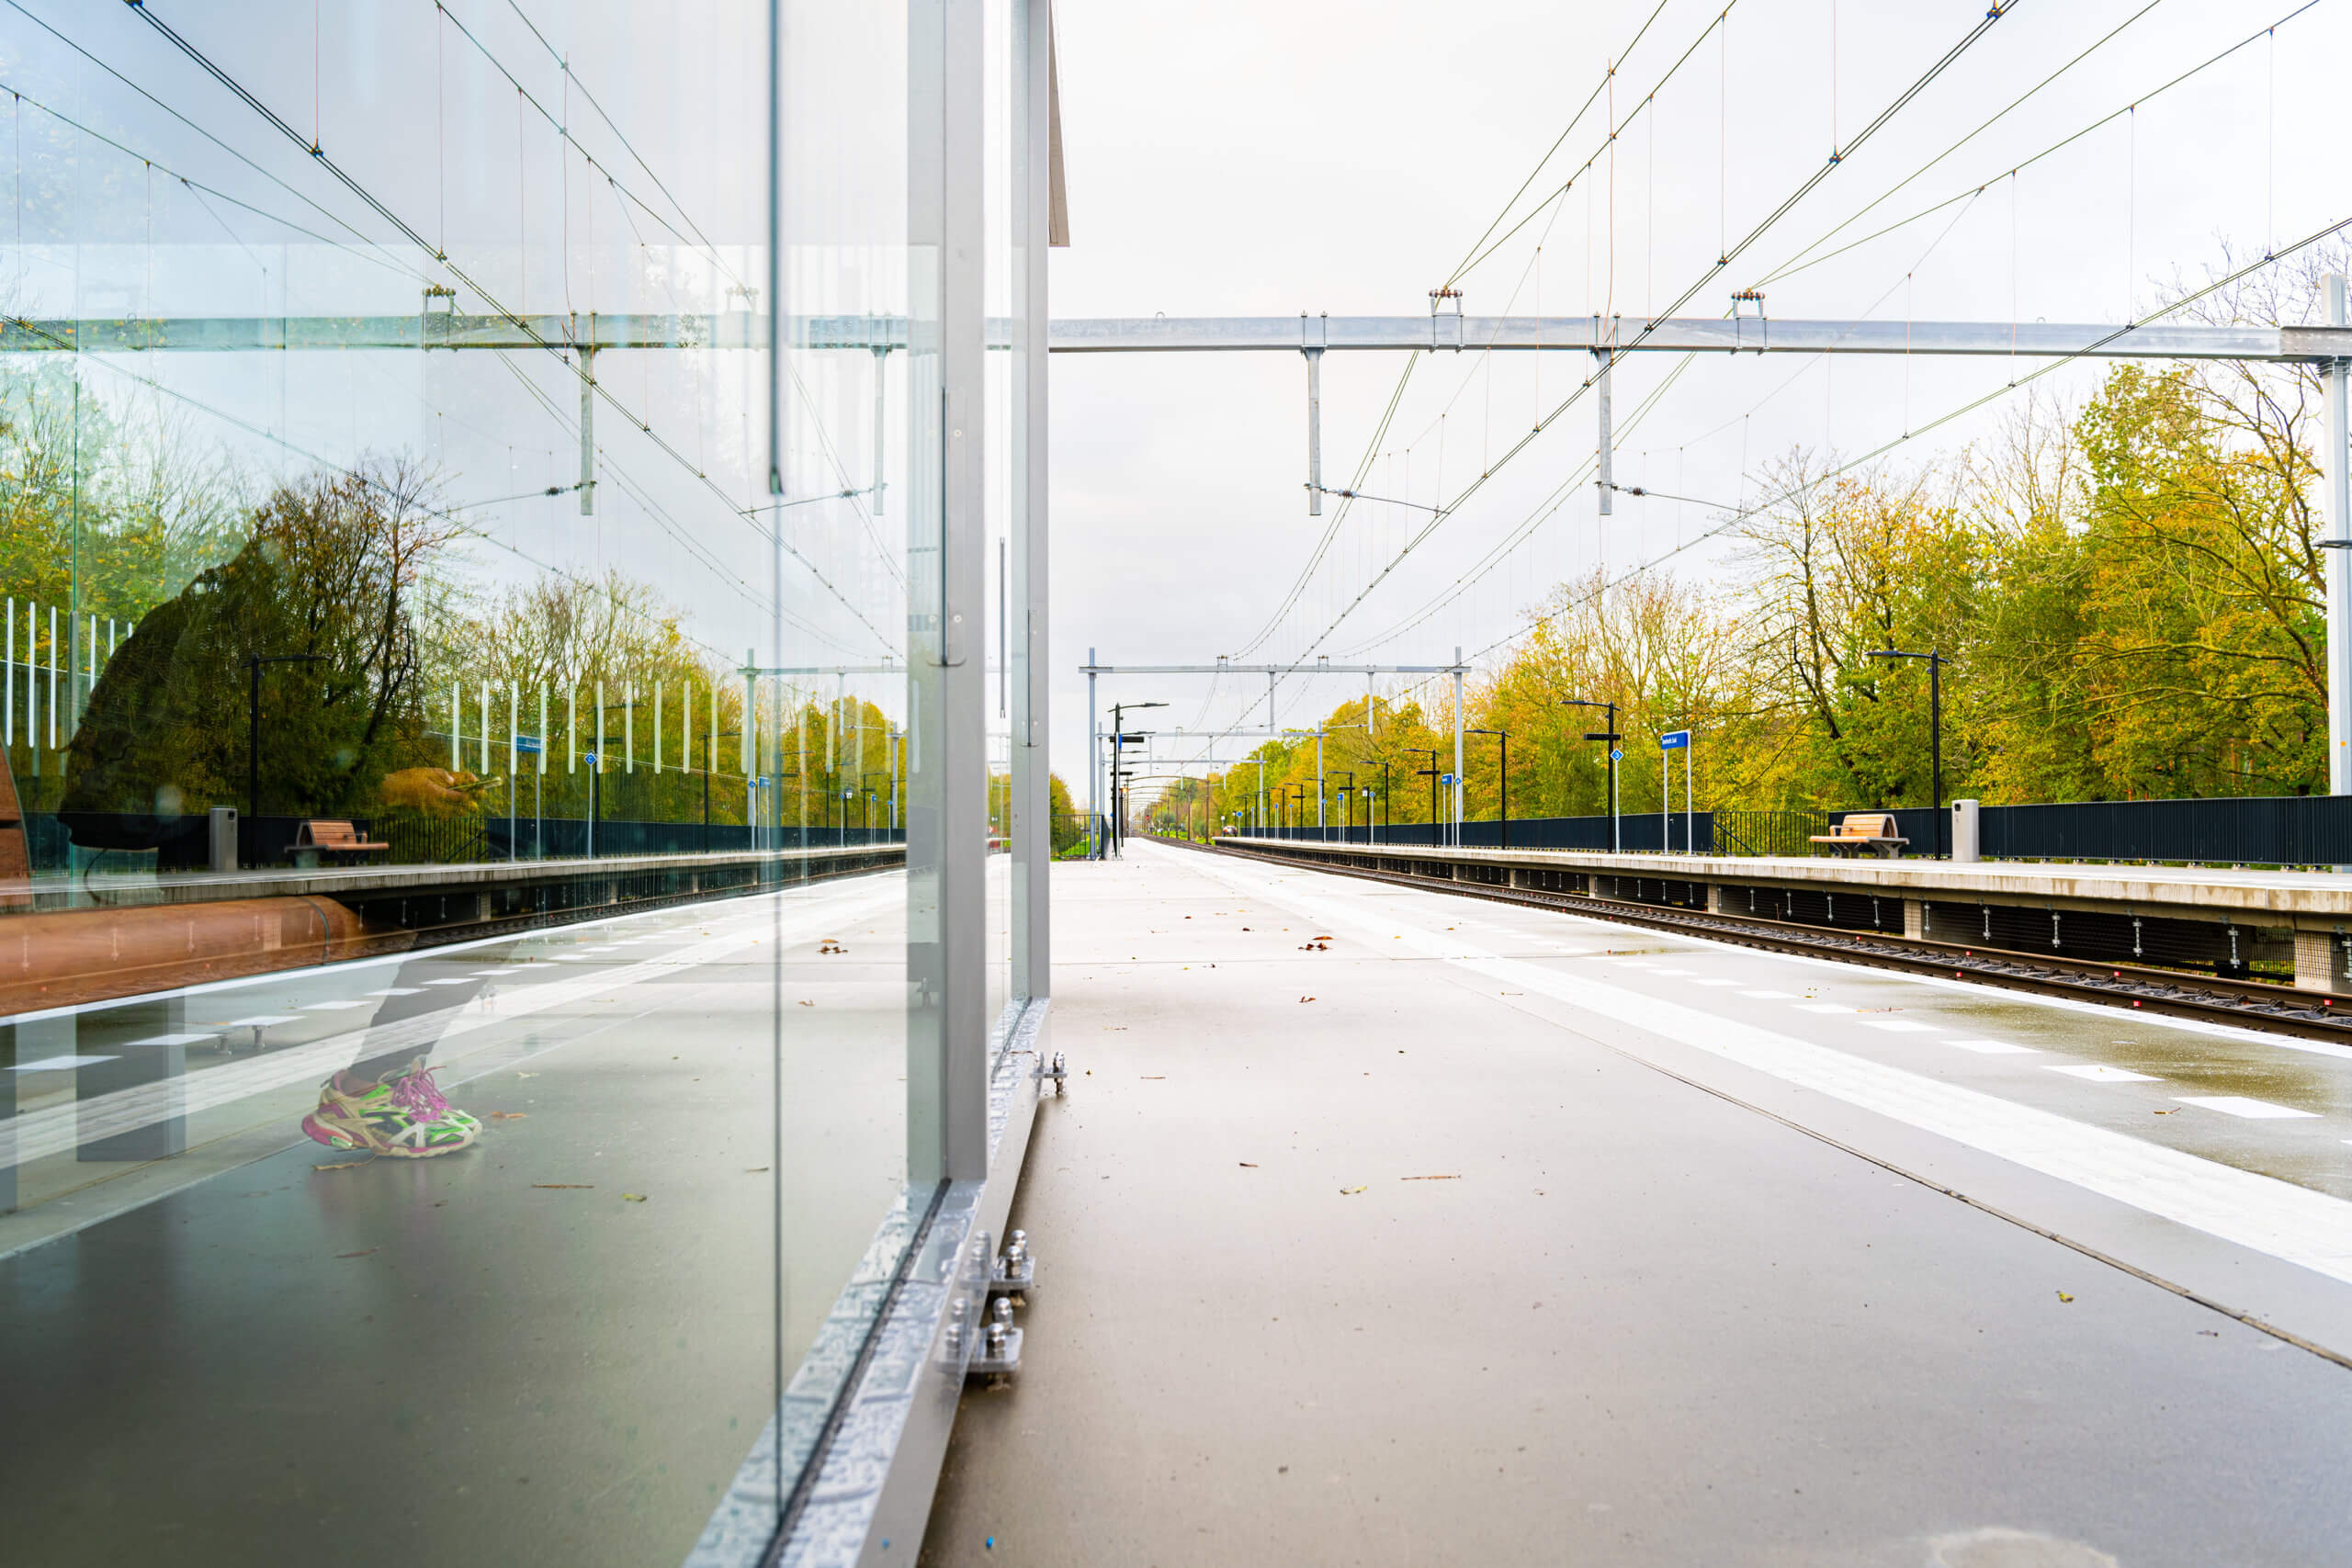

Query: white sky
[1046,0,2352,805]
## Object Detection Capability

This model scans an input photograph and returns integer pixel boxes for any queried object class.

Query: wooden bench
[1809,811,1909,859]
[291,818,390,868]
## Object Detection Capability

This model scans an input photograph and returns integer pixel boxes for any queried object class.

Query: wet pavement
[920,844,2352,1568]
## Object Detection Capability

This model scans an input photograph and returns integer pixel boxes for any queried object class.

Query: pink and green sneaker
[301,1059,482,1159]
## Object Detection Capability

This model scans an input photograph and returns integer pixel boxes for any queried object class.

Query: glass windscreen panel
[0,5,910,1564]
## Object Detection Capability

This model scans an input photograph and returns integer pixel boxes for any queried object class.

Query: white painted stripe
[1741,989,1794,998]
[1792,1003,1855,1014]
[1177,847,2352,1289]
[300,1000,370,1011]
[1693,978,1741,987]
[2044,1064,2162,1083]
[421,978,475,987]
[1863,1019,1939,1033]
[124,1032,217,1046]
[472,968,524,976]
[8,1055,117,1070]
[224,1015,298,1027]
[365,987,423,997]
[2173,1095,2320,1121]
[1944,1039,2039,1055]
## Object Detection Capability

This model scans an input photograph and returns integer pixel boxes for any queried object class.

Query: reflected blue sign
[1659,729,1690,750]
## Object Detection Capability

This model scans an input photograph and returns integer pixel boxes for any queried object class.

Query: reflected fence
[23,810,905,874]
[1240,794,2352,868]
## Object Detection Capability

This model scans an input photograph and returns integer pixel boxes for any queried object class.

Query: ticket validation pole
[1659,729,1691,852]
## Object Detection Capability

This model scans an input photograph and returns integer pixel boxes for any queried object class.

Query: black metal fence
[32,810,903,873]
[1237,794,2352,866]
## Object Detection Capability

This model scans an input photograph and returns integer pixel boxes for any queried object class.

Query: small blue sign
[1609,749,1623,762]
[515,735,544,755]
[1659,729,1690,750]
[583,750,598,766]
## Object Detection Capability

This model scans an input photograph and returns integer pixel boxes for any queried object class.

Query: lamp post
[1374,758,1393,845]
[248,651,328,827]
[1467,728,1510,849]
[1866,649,1949,858]
[1404,747,1440,843]
[1329,770,1356,841]
[1108,701,1167,859]
[1559,698,1620,852]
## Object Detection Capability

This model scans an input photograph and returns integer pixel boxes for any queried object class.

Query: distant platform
[1221,835,2352,992]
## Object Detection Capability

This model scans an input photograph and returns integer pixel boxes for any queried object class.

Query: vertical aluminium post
[1452,648,1465,848]
[2326,274,2351,794]
[1594,339,1613,517]
[905,0,989,1185]
[1304,335,1325,516]
[578,345,597,514]
[1315,728,1324,836]
[1087,649,1099,859]
[1012,0,1052,1000]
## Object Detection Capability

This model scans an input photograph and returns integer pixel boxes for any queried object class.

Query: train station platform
[1227,835,2352,993]
[918,841,2352,1565]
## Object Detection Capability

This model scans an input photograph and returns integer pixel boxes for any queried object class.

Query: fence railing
[29,810,905,874]
[1232,793,2352,867]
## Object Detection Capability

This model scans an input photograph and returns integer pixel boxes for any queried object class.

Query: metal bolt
[1005,1230,1028,1266]
[991,1296,1014,1327]
[985,1319,1010,1359]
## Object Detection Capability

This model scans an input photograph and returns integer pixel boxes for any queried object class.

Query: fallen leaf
[311,1159,371,1171]
[622,1192,649,1202]
[1401,1174,1461,1181]
[1340,1185,1367,1195]
[533,1183,595,1190]
[2056,1291,2075,1303]
[1140,1075,1166,1080]
[745,1167,770,1173]
[517,1072,539,1079]
[1298,996,1316,1003]
[1238,1162,1258,1168]
[797,1000,815,1007]
[335,1248,379,1259]
[490,1111,528,1121]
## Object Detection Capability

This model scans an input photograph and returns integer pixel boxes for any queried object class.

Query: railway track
[1170,837,2352,1046]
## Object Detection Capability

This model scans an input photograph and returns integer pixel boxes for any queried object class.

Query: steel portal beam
[10,312,2349,364]
[1080,660,1466,675]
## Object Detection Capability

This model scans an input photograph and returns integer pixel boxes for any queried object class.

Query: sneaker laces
[383,1059,452,1119]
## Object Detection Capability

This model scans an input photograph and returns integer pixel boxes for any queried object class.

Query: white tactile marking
[224,1015,298,1028]
[1742,989,1795,998]
[123,1032,217,1047]
[1862,1019,1939,1033]
[1944,1039,2040,1055]
[1180,847,2352,1288]
[300,1000,370,1011]
[7,1055,118,1071]
[1792,1003,1855,1014]
[2174,1095,2320,1121]
[2045,1064,2162,1083]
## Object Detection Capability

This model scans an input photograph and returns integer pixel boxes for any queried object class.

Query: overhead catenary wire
[122,5,892,649]
[1273,0,2023,671]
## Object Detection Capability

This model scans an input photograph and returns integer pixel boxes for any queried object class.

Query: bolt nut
[985,1319,1010,1359]
[991,1296,1014,1325]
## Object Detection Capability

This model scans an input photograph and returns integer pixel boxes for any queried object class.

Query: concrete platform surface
[919,843,2352,1568]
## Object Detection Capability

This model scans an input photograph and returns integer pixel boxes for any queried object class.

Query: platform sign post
[1658,732,1688,852]
[1659,730,1691,853]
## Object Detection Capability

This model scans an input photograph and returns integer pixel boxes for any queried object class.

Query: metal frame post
[2328,274,2351,794]
[1012,0,1052,999]
[905,0,990,1186]
[1452,648,1464,847]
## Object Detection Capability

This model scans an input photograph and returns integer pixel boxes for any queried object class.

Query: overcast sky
[1046,0,2352,804]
